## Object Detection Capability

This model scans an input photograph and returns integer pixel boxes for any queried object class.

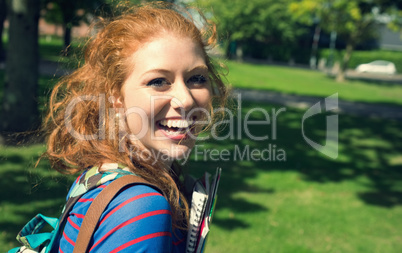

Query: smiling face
[116,34,211,166]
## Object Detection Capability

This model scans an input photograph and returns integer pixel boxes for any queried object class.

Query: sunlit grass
[186,101,402,253]
[1,36,402,253]
[224,60,402,106]
[1,101,402,252]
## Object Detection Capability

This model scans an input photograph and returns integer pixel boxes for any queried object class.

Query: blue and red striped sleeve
[59,181,186,252]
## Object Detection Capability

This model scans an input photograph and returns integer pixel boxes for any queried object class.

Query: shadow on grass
[1,100,401,245]
[0,150,75,248]
[186,100,402,230]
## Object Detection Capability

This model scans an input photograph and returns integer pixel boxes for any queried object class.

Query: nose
[170,82,196,111]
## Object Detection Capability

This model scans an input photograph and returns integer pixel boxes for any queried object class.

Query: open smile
[156,118,196,140]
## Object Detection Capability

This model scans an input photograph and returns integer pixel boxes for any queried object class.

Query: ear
[111,95,124,110]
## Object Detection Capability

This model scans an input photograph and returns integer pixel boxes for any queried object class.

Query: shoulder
[92,182,174,252]
[61,181,174,253]
[79,179,172,227]
[103,182,171,219]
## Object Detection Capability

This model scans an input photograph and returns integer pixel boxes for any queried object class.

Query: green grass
[2,101,401,252]
[7,35,402,107]
[38,36,85,69]
[1,36,402,252]
[224,60,402,106]
[0,144,76,250]
[186,101,402,253]
[38,36,66,62]
[320,49,402,73]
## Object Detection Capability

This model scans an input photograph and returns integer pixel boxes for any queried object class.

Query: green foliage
[288,0,402,80]
[349,51,402,73]
[43,0,105,26]
[290,0,361,32]
[289,0,381,45]
[241,39,312,63]
[0,70,4,105]
[195,0,308,58]
[387,8,402,33]
[320,49,402,73]
[377,0,402,34]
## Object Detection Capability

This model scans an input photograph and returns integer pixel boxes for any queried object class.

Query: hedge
[320,49,402,73]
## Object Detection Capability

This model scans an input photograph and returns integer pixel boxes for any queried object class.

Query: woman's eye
[147,78,170,87]
[188,75,208,86]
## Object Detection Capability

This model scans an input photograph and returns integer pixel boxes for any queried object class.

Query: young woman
[44,2,227,252]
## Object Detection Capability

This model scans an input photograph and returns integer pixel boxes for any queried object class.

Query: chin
[155,142,194,161]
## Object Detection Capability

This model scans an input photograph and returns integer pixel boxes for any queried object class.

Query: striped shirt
[58,171,186,252]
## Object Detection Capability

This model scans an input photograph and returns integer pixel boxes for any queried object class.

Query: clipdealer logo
[63,93,339,162]
[302,93,338,159]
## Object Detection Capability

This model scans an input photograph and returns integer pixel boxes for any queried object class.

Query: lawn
[38,36,85,68]
[1,38,402,252]
[188,101,402,253]
[5,36,402,107]
[0,144,76,251]
[224,60,402,107]
[1,101,401,252]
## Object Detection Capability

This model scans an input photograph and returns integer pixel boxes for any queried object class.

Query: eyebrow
[140,65,209,78]
[190,65,209,72]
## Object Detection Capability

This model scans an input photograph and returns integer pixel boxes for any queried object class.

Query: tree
[289,0,401,82]
[43,0,102,55]
[196,0,306,60]
[1,0,40,134]
[378,0,402,34]
[42,0,175,55]
[0,0,6,61]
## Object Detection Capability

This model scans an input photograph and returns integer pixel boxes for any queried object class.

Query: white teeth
[159,119,193,128]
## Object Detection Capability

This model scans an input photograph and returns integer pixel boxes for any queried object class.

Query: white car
[355,60,397,75]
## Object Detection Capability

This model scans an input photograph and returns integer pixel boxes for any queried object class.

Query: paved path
[37,60,402,120]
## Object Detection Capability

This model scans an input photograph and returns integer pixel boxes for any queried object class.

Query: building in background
[378,24,402,51]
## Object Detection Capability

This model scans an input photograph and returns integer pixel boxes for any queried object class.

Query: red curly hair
[43,1,228,229]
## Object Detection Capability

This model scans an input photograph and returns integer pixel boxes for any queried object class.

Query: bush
[320,49,402,73]
[242,41,311,64]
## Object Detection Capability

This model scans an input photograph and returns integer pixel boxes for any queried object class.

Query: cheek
[123,97,152,135]
[125,113,148,136]
[194,88,212,109]
[125,97,170,130]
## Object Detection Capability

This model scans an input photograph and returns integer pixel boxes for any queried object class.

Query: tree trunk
[59,0,75,57]
[236,42,243,62]
[226,40,237,59]
[0,0,6,61]
[225,41,231,59]
[63,24,71,56]
[1,0,40,133]
[336,42,354,83]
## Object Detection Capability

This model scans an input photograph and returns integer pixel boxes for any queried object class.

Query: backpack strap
[73,175,159,253]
